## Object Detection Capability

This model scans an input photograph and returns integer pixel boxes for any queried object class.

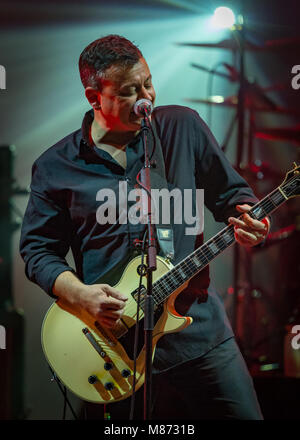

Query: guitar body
[41,255,192,404]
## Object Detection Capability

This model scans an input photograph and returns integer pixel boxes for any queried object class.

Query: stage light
[211,7,236,29]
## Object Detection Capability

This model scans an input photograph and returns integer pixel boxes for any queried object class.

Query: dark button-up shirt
[20,105,258,372]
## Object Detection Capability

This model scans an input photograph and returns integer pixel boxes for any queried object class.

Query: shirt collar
[79,108,142,162]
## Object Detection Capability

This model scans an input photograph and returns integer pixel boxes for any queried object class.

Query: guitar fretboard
[136,173,299,309]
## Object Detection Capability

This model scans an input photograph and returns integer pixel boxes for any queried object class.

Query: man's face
[97,57,156,132]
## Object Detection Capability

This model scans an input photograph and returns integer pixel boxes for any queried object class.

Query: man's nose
[139,87,153,102]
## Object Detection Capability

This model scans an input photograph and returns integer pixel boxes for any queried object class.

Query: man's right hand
[53,271,128,329]
[79,284,128,328]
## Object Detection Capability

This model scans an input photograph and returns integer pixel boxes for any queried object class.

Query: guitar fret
[178,267,187,278]
[203,244,214,260]
[195,251,208,265]
[173,271,183,285]
[160,279,171,291]
[187,258,198,272]
[192,256,201,267]
[251,205,266,220]
[267,193,279,207]
[222,230,234,245]
[269,190,284,207]
[216,235,228,248]
[167,277,178,288]
[207,240,220,256]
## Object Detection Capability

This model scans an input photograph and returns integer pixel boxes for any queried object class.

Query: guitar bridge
[111,319,129,339]
[94,321,116,347]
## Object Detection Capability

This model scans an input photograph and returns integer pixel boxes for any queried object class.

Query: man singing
[20,35,269,420]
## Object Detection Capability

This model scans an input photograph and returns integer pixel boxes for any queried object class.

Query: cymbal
[250,224,297,251]
[176,36,300,52]
[191,62,277,109]
[255,126,300,145]
[263,36,300,51]
[237,161,282,181]
[258,224,297,250]
[185,96,300,114]
[177,39,264,51]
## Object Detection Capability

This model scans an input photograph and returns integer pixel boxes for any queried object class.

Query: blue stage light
[211,7,236,29]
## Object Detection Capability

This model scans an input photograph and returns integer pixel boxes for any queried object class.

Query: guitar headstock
[280,163,300,199]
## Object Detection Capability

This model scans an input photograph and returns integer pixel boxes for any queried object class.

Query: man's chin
[128,116,143,128]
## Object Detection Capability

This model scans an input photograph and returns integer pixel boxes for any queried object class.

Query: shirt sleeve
[19,159,75,297]
[193,111,259,223]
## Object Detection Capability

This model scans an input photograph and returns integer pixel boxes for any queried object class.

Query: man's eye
[120,89,135,96]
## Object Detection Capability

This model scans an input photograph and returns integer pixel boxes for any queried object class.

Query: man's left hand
[228,204,270,247]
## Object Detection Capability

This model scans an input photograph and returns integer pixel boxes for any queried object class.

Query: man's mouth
[130,112,142,120]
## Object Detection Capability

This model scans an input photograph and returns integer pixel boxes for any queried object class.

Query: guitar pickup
[131,285,146,302]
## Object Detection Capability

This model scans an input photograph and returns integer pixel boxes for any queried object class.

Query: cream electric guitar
[41,164,300,404]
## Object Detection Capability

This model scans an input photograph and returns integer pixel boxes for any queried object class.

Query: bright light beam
[211,7,236,29]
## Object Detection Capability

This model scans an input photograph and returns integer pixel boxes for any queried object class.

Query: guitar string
[152,175,298,292]
[139,197,279,306]
[138,179,298,308]
[135,175,299,309]
[151,194,280,302]
[155,179,295,285]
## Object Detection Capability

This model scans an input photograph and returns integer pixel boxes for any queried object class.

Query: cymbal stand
[232,17,246,337]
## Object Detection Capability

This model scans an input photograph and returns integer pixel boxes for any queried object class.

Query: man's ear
[85,87,101,110]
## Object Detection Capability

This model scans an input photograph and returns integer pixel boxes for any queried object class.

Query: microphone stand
[139,109,157,420]
[232,15,246,339]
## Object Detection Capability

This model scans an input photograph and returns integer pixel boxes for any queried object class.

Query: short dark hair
[79,34,143,89]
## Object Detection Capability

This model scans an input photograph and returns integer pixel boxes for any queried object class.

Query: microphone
[133,99,153,117]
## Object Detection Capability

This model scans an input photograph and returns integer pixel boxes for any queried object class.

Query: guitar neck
[149,177,298,307]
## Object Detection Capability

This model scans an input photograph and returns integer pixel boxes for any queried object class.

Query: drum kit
[177,33,300,216]
[178,36,300,148]
[177,34,300,375]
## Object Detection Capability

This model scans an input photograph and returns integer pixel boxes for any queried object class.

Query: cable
[49,366,78,420]
[139,118,157,163]
[62,386,67,420]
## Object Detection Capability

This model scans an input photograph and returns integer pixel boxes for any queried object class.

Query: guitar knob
[104,382,114,390]
[104,362,113,370]
[88,375,98,384]
[122,369,131,378]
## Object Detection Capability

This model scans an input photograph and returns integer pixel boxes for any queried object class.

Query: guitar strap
[146,116,175,261]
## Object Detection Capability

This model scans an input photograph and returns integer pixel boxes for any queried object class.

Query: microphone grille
[133,99,153,116]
